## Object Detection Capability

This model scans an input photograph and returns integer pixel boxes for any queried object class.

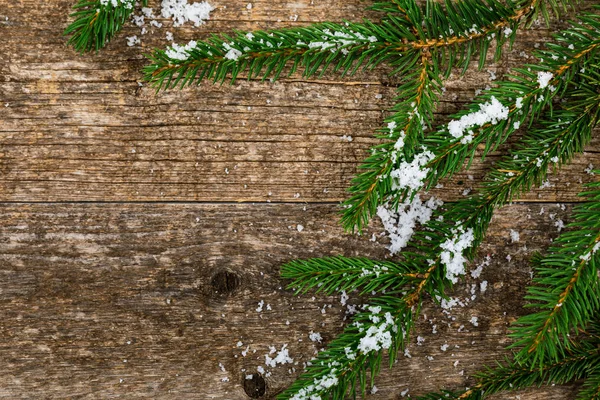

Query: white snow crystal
[264,344,293,367]
[510,229,520,243]
[100,0,134,8]
[480,281,488,293]
[256,300,264,312]
[223,42,243,60]
[357,324,392,353]
[165,40,197,61]
[470,255,490,279]
[126,35,140,47]
[515,97,523,109]
[308,331,322,343]
[356,310,395,355]
[306,29,373,55]
[340,291,349,306]
[585,163,595,175]
[537,71,554,89]
[161,0,214,27]
[447,96,509,144]
[440,226,476,283]
[390,150,435,191]
[377,195,443,255]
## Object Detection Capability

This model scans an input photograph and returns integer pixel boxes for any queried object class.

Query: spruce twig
[64,0,146,53]
[136,1,600,398]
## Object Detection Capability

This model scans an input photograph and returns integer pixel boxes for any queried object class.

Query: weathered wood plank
[1,1,597,202]
[0,202,582,399]
[1,1,599,399]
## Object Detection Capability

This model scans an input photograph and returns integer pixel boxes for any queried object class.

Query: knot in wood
[243,373,266,398]
[210,270,240,296]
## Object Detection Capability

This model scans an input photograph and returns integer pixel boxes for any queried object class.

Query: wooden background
[1,0,598,398]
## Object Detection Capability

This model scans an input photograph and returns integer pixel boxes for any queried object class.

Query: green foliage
[278,295,416,399]
[144,21,395,89]
[417,342,600,399]
[280,256,421,295]
[510,178,600,369]
[71,0,600,397]
[277,3,600,399]
[143,0,534,92]
[64,0,146,53]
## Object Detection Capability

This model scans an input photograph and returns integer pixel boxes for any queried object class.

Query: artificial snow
[290,372,341,400]
[101,0,134,7]
[515,97,523,109]
[447,96,509,144]
[510,229,520,243]
[440,227,476,283]
[537,71,554,89]
[306,29,377,55]
[377,194,443,254]
[340,291,349,306]
[357,324,392,353]
[223,42,242,60]
[165,40,198,61]
[390,150,435,191]
[161,0,214,27]
[480,281,488,293]
[470,255,490,278]
[356,309,396,356]
[585,164,595,175]
[308,331,322,343]
[580,242,600,262]
[264,344,293,368]
[126,35,140,47]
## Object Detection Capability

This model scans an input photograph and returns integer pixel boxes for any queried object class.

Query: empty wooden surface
[0,0,597,399]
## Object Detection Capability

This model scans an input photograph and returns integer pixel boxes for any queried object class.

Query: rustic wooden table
[1,0,598,398]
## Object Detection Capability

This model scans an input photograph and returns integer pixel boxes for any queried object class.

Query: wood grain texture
[1,1,598,202]
[0,0,598,398]
[0,203,582,399]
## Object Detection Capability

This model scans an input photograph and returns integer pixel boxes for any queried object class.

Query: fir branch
[143,22,392,89]
[414,75,600,285]
[143,0,545,91]
[277,291,419,400]
[64,0,145,53]
[341,56,441,231]
[342,7,600,232]
[280,253,446,399]
[422,9,600,190]
[577,367,600,400]
[417,343,600,400]
[510,178,600,369]
[282,84,600,398]
[280,256,422,295]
